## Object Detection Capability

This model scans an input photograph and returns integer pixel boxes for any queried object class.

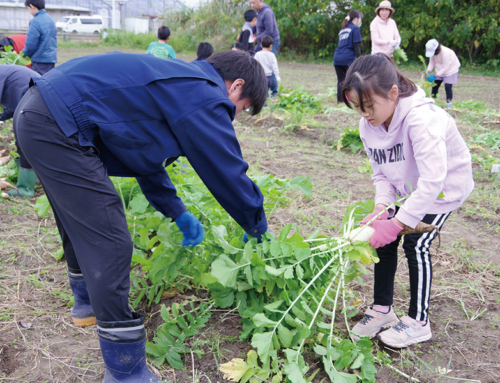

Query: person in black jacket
[238,10,257,55]
[333,10,362,104]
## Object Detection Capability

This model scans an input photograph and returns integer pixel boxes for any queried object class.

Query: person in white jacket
[254,35,281,97]
[425,39,461,108]
[340,54,473,348]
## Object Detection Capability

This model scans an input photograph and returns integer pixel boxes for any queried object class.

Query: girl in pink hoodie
[370,1,400,57]
[340,54,473,348]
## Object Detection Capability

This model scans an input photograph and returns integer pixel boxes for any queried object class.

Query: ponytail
[341,54,417,112]
[341,10,361,29]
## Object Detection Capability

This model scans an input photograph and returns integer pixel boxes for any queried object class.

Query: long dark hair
[342,10,361,29]
[341,54,417,112]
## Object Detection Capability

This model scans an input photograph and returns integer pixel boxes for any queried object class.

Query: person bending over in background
[0,65,40,198]
[14,50,269,382]
[333,10,362,104]
[341,54,473,348]
[195,42,214,60]
[425,39,461,108]
[239,9,257,55]
[22,0,57,75]
[254,35,280,97]
[146,26,176,59]
[370,1,400,58]
[0,34,28,54]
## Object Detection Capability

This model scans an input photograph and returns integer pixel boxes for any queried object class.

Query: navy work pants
[14,85,133,322]
[373,212,450,323]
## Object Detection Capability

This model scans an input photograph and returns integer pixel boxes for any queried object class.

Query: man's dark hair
[157,26,171,41]
[207,50,267,115]
[232,42,244,51]
[197,42,214,60]
[261,35,273,48]
[25,0,45,9]
[244,10,257,22]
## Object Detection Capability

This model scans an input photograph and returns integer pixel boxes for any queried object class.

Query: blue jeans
[271,38,280,56]
[267,75,278,97]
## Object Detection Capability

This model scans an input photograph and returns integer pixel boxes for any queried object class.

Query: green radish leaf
[251,332,275,363]
[283,362,307,383]
[278,223,292,241]
[284,266,294,279]
[264,300,284,312]
[270,240,282,257]
[278,324,293,348]
[265,265,285,276]
[350,353,365,370]
[313,344,327,356]
[211,255,238,288]
[212,225,241,254]
[323,357,357,383]
[129,194,149,213]
[252,313,278,328]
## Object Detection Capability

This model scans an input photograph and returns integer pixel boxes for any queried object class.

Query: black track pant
[373,212,450,322]
[14,85,133,322]
[431,80,453,102]
[334,65,349,103]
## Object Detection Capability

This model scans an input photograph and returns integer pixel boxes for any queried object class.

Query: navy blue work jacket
[33,52,267,235]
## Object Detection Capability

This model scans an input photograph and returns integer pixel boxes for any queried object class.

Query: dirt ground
[1,47,499,383]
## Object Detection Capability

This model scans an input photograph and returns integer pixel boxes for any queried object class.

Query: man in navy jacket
[14,50,268,382]
[22,0,57,75]
[250,0,280,55]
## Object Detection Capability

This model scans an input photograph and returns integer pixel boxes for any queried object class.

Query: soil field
[1,47,499,383]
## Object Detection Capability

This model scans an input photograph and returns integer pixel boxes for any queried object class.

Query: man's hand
[243,231,271,244]
[175,212,204,247]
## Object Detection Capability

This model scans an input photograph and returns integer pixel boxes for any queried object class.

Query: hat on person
[375,1,395,15]
[425,39,440,57]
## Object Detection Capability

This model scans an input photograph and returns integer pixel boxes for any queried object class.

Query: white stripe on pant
[414,212,450,322]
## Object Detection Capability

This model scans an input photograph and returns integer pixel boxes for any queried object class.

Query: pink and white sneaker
[351,307,399,340]
[377,316,432,348]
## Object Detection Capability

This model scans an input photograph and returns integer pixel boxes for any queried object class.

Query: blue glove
[175,212,204,247]
[426,74,436,83]
[243,231,271,244]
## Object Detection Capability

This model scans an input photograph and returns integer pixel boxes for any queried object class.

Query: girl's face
[353,17,362,27]
[379,8,391,20]
[347,86,399,127]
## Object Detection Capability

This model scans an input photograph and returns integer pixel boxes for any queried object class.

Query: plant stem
[270,242,350,336]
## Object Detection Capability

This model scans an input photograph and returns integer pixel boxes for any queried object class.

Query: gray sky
[182,0,208,8]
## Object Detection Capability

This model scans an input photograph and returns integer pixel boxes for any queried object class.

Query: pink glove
[370,219,403,248]
[360,205,389,226]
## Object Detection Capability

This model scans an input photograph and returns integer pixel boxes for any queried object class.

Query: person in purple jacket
[250,0,280,56]
[341,54,474,348]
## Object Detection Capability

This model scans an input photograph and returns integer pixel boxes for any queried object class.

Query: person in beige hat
[370,1,401,58]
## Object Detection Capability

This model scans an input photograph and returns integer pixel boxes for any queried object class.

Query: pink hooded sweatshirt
[427,45,461,77]
[359,89,474,228]
[370,16,401,57]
